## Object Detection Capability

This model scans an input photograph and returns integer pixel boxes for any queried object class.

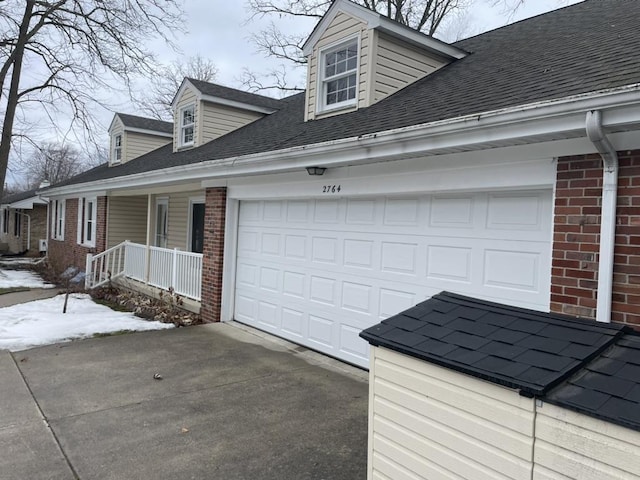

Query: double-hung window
[52,199,65,240]
[77,197,96,247]
[320,39,358,111]
[113,134,122,164]
[13,210,21,237]
[180,105,195,147]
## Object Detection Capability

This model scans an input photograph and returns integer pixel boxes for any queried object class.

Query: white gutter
[41,84,640,198]
[586,110,619,323]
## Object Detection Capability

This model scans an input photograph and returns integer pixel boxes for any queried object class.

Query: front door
[190,202,205,253]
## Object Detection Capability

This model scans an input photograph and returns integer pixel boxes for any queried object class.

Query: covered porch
[86,187,206,306]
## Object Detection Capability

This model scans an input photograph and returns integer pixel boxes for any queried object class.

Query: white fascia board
[301,0,466,59]
[200,95,277,115]
[107,114,122,134]
[124,126,173,138]
[9,196,48,209]
[42,85,640,198]
[372,20,467,59]
[170,78,195,110]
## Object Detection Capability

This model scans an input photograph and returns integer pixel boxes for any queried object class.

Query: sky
[6,0,580,188]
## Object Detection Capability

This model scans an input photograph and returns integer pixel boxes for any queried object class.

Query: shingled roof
[49,0,640,189]
[116,113,173,135]
[1,188,41,205]
[186,78,283,111]
[547,335,640,432]
[360,291,640,432]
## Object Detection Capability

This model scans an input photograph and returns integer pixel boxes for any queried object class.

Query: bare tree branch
[134,55,220,120]
[0,0,185,197]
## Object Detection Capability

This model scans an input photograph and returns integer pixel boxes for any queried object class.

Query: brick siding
[48,196,108,274]
[200,187,227,323]
[552,150,640,326]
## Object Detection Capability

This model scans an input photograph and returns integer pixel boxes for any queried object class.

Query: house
[40,0,640,369]
[360,291,640,479]
[0,188,49,256]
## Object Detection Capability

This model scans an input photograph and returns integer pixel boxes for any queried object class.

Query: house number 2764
[322,185,341,193]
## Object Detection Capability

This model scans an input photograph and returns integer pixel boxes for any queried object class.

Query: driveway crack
[10,352,81,480]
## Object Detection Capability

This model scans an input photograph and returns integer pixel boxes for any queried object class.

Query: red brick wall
[552,150,640,326]
[48,196,108,274]
[200,187,227,323]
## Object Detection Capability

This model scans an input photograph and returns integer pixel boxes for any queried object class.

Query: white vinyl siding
[52,199,65,241]
[373,32,448,103]
[534,403,640,480]
[166,191,204,249]
[124,132,171,163]
[199,102,263,145]
[306,11,369,120]
[107,196,148,248]
[173,87,199,151]
[369,347,536,480]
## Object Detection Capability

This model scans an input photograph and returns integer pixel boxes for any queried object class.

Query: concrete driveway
[0,323,369,479]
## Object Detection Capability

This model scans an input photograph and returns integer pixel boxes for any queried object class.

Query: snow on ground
[0,268,55,289]
[0,293,174,352]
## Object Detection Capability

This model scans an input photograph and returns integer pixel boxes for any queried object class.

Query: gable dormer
[108,113,173,166]
[171,79,281,152]
[302,0,467,121]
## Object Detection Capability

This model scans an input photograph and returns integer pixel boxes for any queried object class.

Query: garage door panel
[235,193,552,368]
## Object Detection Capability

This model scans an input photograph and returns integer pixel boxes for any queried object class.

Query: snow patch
[0,269,55,289]
[0,293,174,351]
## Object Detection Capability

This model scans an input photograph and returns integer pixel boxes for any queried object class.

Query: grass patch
[0,287,31,295]
[92,330,135,338]
[92,298,132,312]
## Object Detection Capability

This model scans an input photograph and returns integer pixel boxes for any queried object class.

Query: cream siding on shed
[173,86,199,151]
[199,102,263,145]
[373,32,448,103]
[533,403,640,480]
[107,196,147,247]
[124,132,171,163]
[306,11,369,120]
[368,347,535,480]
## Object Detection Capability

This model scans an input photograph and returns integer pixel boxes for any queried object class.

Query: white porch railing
[86,241,203,301]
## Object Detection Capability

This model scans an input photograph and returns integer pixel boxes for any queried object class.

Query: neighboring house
[0,188,49,256]
[360,292,640,479]
[40,0,640,370]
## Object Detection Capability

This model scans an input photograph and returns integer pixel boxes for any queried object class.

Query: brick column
[551,150,640,327]
[201,187,227,323]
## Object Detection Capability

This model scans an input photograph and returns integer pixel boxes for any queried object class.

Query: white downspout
[585,110,618,323]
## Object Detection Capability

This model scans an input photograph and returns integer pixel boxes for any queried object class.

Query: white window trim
[52,199,65,241]
[77,196,97,247]
[316,35,360,115]
[179,104,195,148]
[187,196,206,252]
[112,134,122,164]
[155,197,169,248]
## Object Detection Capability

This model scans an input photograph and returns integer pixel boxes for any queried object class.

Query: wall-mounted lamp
[306,166,326,176]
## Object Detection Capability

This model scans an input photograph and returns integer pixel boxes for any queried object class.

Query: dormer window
[113,134,122,163]
[319,39,358,112]
[180,105,195,147]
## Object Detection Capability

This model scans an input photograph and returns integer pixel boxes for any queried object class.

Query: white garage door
[234,191,552,367]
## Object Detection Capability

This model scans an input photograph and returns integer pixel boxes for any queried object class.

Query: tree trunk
[0,0,35,199]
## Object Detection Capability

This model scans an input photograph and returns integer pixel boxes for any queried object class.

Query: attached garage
[232,188,552,368]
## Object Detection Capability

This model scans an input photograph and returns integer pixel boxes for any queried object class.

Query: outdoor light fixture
[306,166,326,176]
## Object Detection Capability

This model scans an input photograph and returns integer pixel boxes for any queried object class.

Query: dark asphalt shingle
[46,0,640,191]
[117,113,173,134]
[359,291,628,397]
